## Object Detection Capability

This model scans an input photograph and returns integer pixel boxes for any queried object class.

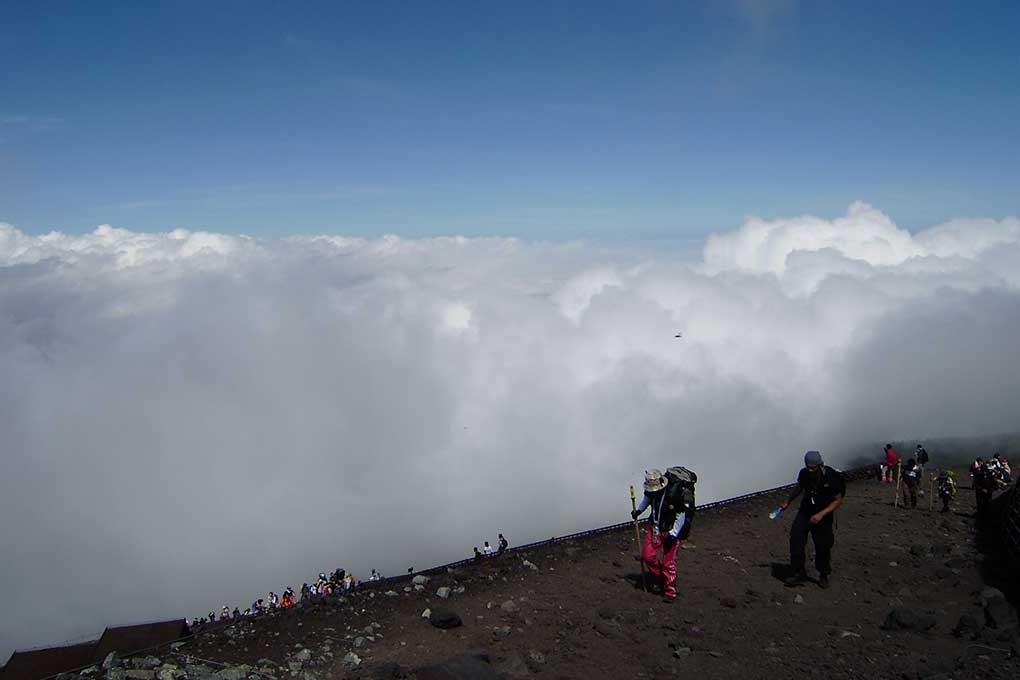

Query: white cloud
[2,205,1019,657]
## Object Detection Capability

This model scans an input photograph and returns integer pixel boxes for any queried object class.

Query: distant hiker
[974,462,998,519]
[970,457,984,481]
[208,611,216,622]
[300,583,310,600]
[498,533,509,554]
[370,569,380,581]
[243,608,252,617]
[936,469,957,513]
[916,445,930,495]
[483,541,495,556]
[474,547,483,563]
[269,592,279,608]
[221,606,230,620]
[901,458,920,508]
[778,450,845,589]
[232,607,241,619]
[881,444,898,483]
[632,468,691,603]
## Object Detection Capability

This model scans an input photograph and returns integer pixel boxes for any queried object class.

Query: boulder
[953,613,983,639]
[436,587,451,599]
[880,608,937,632]
[216,667,249,680]
[412,575,430,586]
[985,597,1019,630]
[428,607,463,629]
[103,653,121,671]
[341,653,361,671]
[416,653,499,680]
[107,669,126,680]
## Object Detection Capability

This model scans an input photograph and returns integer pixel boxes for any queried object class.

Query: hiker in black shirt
[778,450,845,589]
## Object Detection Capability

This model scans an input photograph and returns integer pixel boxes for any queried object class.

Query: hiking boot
[819,574,830,589]
[784,572,808,587]
[662,595,676,604]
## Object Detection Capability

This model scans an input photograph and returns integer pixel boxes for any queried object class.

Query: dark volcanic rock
[429,608,463,629]
[881,608,937,632]
[953,613,983,639]
[985,598,1019,630]
[416,652,499,680]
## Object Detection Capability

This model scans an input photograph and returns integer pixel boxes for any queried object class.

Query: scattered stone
[384,590,399,597]
[897,587,913,598]
[217,667,249,680]
[794,594,804,605]
[414,584,425,592]
[436,586,451,599]
[980,587,1007,606]
[294,649,312,663]
[708,651,724,658]
[888,561,898,567]
[501,599,519,613]
[428,607,463,629]
[493,626,512,638]
[288,661,303,673]
[422,608,432,619]
[412,575,430,586]
[354,636,366,648]
[880,608,937,632]
[132,658,161,671]
[454,586,466,595]
[363,625,376,635]
[909,545,929,557]
[527,651,546,668]
[522,560,539,571]
[156,664,183,680]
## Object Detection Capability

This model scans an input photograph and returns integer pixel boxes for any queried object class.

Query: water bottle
[768,507,783,520]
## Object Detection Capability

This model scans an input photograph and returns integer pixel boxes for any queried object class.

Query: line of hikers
[880,443,1012,514]
[190,566,385,627]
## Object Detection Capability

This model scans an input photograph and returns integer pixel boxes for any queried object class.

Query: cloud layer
[3,203,1019,657]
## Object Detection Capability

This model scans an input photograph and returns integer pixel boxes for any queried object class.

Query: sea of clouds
[2,201,1019,656]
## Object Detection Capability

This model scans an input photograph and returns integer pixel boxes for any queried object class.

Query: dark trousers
[790,511,835,576]
[902,479,917,508]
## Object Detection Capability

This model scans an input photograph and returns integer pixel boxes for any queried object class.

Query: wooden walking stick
[630,485,647,591]
[894,460,903,507]
[928,473,936,512]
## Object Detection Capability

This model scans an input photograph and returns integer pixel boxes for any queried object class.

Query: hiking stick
[630,485,647,591]
[928,474,936,512]
[894,461,902,507]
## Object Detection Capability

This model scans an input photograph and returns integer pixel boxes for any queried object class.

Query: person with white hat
[631,469,688,603]
[778,450,845,589]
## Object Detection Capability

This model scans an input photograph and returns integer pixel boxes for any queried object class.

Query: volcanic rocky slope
[60,469,1020,679]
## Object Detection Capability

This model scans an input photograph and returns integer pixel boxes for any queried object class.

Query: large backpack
[663,466,697,539]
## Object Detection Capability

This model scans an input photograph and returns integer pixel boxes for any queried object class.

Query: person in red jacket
[881,444,899,483]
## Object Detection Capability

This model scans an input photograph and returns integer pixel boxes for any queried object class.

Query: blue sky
[2,0,1018,242]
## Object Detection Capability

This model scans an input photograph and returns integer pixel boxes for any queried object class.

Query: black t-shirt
[796,466,846,515]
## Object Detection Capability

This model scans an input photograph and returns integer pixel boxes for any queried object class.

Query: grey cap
[804,450,823,466]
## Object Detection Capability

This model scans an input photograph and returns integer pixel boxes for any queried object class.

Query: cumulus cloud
[2,204,1020,657]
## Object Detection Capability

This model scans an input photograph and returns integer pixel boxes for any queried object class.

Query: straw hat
[644,469,667,492]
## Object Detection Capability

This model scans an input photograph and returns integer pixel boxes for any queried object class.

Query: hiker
[370,569,381,581]
[221,606,229,620]
[232,607,241,619]
[208,611,216,622]
[901,458,921,508]
[473,547,483,563]
[269,592,279,608]
[498,533,509,554]
[483,541,495,556]
[974,461,997,519]
[631,468,690,603]
[778,450,845,589]
[880,444,898,483]
[936,469,957,513]
[916,445,930,495]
